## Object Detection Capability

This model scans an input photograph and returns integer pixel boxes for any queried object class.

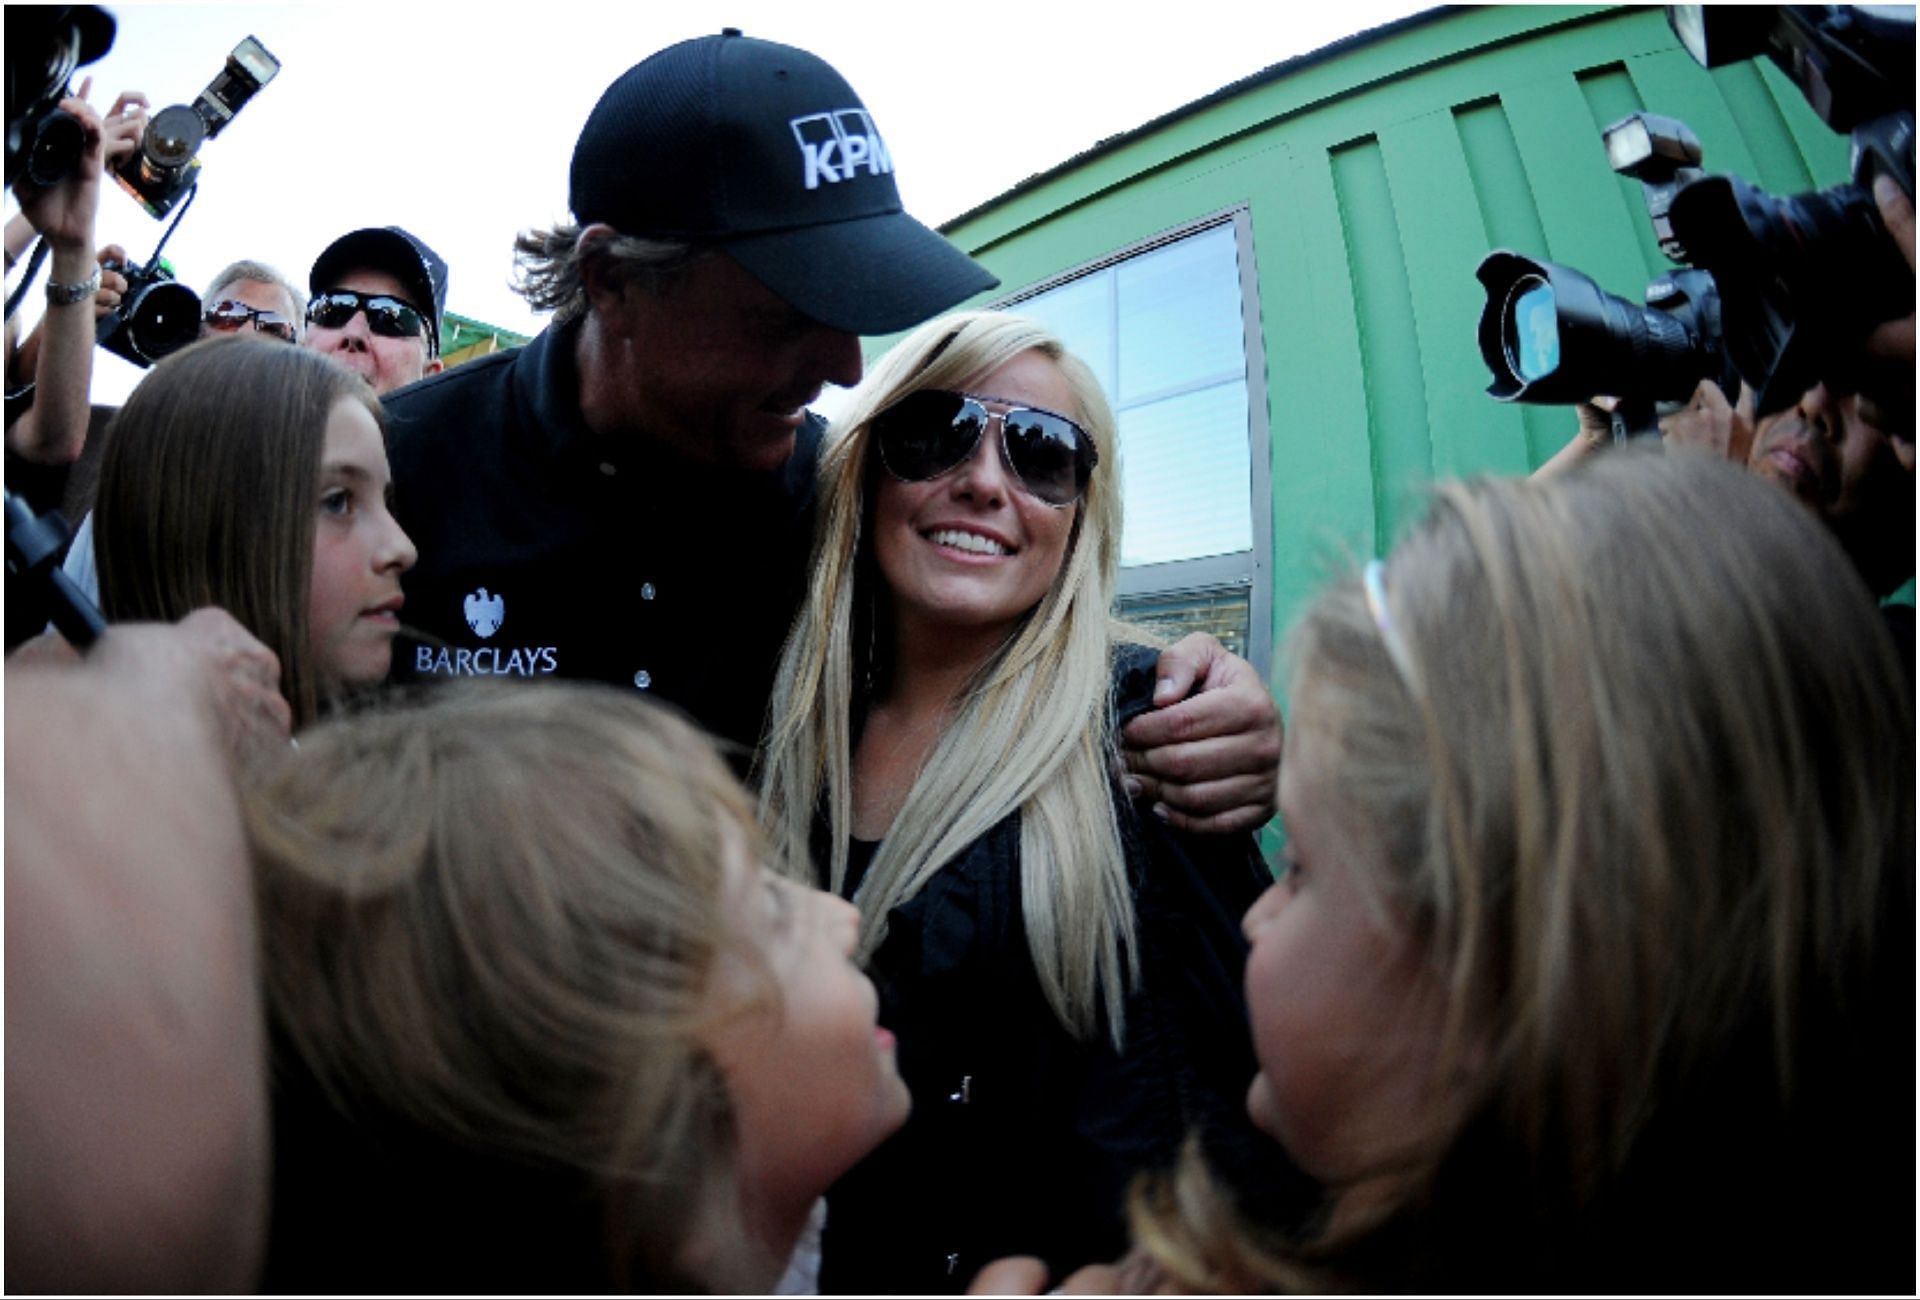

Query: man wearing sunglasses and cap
[382,30,1281,834]
[304,225,445,396]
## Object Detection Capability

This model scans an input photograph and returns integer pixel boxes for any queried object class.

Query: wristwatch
[45,266,102,306]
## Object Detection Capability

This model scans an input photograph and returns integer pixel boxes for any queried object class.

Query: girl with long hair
[93,336,415,729]
[757,312,1301,1290]
[247,681,911,1292]
[1106,451,1912,1294]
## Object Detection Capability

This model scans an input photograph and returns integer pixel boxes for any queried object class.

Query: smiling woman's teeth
[926,528,1010,556]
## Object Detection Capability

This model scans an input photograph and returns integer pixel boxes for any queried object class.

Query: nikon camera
[112,35,279,219]
[1475,5,1914,430]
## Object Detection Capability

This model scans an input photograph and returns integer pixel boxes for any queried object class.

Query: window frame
[993,207,1273,676]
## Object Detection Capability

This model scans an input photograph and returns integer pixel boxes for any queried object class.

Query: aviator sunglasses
[872,389,1097,507]
[306,290,434,351]
[202,299,298,343]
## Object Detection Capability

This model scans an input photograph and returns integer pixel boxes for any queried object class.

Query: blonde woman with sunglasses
[758,312,1306,1293]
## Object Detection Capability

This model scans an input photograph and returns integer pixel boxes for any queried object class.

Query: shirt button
[598,461,617,476]
[640,582,656,601]
[633,670,652,690]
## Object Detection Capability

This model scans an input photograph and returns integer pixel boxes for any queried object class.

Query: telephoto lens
[1475,251,1723,404]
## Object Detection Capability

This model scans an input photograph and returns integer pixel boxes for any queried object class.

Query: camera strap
[5,238,50,323]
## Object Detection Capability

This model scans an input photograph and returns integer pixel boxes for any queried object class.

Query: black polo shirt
[383,319,821,755]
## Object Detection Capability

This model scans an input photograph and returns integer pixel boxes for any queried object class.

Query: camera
[4,5,114,191]
[18,106,86,188]
[96,258,200,367]
[112,35,279,219]
[1477,113,1737,425]
[1476,5,1913,427]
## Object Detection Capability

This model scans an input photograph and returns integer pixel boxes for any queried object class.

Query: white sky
[8,0,1434,405]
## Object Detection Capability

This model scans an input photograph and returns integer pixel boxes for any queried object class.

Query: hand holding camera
[14,80,107,258]
[1659,378,1756,465]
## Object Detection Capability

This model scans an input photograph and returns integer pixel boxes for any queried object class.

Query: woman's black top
[818,644,1315,1294]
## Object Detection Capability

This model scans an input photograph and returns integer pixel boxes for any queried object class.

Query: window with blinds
[1003,215,1270,671]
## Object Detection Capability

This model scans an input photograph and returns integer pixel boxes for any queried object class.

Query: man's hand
[93,243,129,321]
[1121,633,1281,834]
[1865,173,1915,462]
[99,90,149,167]
[1660,378,1755,464]
[15,84,106,255]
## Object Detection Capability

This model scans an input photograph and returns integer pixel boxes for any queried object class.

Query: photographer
[5,81,145,466]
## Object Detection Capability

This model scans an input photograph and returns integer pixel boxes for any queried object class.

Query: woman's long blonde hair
[756,311,1137,1045]
[1134,450,1912,1291]
[245,682,777,1290]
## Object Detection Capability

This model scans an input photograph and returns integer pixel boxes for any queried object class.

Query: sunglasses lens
[306,293,425,342]
[256,317,296,343]
[1001,411,1087,506]
[365,297,423,339]
[203,304,249,332]
[308,294,355,328]
[875,391,982,481]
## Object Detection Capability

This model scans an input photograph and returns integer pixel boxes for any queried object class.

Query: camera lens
[141,104,205,171]
[124,280,201,363]
[25,108,84,187]
[1501,276,1561,382]
[1476,251,1718,403]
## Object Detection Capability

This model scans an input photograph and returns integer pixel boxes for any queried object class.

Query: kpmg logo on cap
[790,109,893,191]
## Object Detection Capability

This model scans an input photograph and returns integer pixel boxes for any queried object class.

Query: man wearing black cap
[383,31,1280,830]
[305,225,446,396]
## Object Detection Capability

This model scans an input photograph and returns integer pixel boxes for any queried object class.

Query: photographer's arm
[7,89,143,464]
[1532,398,1615,479]
[4,212,37,270]
[1866,174,1914,464]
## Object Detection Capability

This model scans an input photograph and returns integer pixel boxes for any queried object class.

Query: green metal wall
[929,5,1852,684]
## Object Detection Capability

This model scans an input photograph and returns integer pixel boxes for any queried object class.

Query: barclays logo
[464,587,504,638]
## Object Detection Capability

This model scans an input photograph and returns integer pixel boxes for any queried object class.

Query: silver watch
[45,265,102,306]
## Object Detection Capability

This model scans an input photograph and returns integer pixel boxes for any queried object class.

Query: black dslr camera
[1476,5,1914,434]
[4,5,114,191]
[112,35,279,219]
[95,256,199,366]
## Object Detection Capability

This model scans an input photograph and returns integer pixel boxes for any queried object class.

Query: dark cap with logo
[569,29,997,335]
[309,226,449,351]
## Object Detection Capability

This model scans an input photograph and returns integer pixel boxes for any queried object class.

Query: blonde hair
[756,311,1137,1045]
[1136,450,1912,1291]
[244,681,776,1291]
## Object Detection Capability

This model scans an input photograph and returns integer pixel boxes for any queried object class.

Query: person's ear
[423,356,444,377]
[579,223,628,321]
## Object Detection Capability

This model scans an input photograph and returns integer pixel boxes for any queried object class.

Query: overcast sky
[8,0,1434,404]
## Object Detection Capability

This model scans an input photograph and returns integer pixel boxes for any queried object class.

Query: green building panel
[915,5,1855,690]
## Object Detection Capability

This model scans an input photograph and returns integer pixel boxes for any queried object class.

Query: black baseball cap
[569,30,997,336]
[309,226,448,351]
